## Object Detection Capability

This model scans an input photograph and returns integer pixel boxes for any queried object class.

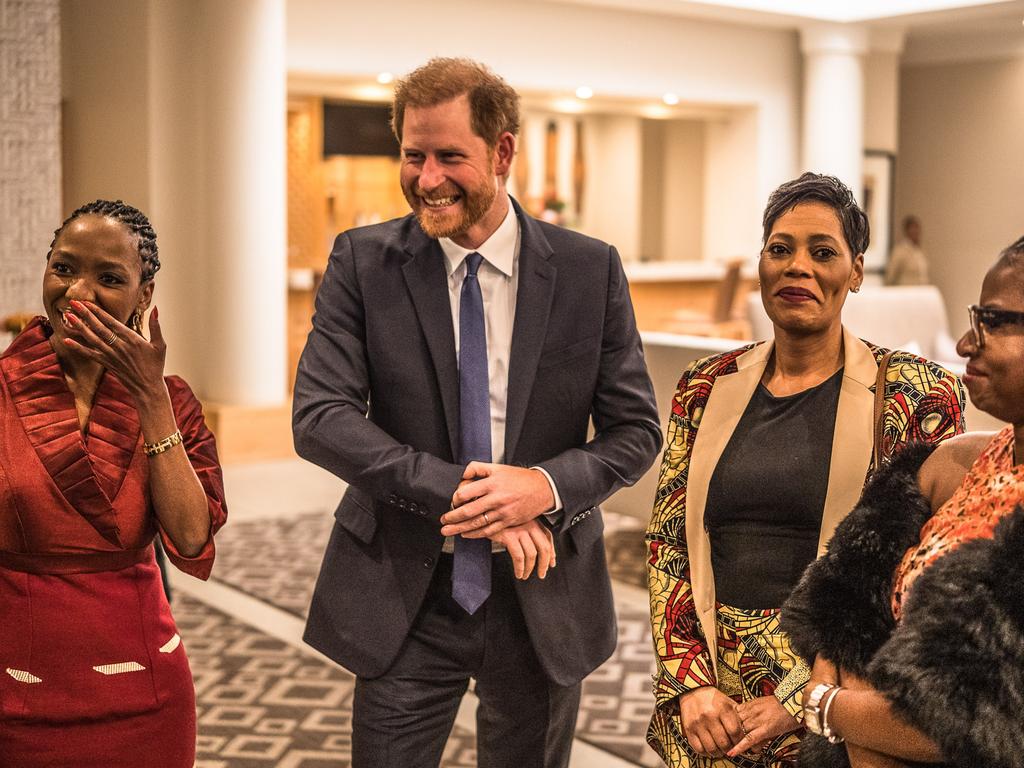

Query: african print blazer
[645,328,965,754]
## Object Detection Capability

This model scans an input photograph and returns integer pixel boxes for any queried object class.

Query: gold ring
[104,331,118,345]
[483,513,490,526]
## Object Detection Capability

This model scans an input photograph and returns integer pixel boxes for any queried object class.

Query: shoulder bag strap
[872,351,895,468]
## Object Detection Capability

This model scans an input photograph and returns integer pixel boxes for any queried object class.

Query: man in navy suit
[293,57,660,767]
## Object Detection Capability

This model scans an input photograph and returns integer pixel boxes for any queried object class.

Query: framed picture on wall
[862,150,895,273]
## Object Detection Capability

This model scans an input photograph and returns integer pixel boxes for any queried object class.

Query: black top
[704,368,843,609]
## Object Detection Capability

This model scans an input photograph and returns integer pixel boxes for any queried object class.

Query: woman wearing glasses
[781,235,1024,767]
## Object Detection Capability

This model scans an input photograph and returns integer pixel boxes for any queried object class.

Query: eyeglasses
[967,304,1024,348]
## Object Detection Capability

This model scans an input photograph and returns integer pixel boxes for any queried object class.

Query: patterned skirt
[654,603,807,768]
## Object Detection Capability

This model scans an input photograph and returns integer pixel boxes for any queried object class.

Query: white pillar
[800,23,868,201]
[199,0,287,405]
[523,113,548,204]
[864,27,906,154]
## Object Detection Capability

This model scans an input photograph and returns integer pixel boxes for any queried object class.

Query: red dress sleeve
[156,376,227,580]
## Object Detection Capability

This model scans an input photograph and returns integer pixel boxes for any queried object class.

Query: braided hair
[49,200,160,282]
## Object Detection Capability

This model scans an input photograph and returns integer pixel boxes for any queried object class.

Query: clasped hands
[439,462,557,581]
[679,686,801,759]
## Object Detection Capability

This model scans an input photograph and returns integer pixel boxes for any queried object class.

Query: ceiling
[547,0,1024,63]
[548,0,1024,28]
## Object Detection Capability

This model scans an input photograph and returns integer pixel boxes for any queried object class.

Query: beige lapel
[816,328,878,554]
[685,341,772,676]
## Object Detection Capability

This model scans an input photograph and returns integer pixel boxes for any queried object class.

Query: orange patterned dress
[892,425,1023,620]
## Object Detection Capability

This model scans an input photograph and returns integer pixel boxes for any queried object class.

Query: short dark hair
[996,235,1024,270]
[761,172,869,257]
[49,199,160,282]
[391,57,520,147]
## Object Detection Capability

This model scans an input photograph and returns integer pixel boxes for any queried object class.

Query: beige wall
[704,107,760,263]
[663,120,706,262]
[864,51,901,153]
[61,0,151,213]
[896,55,1024,327]
[640,120,667,262]
[580,114,643,259]
[639,119,706,263]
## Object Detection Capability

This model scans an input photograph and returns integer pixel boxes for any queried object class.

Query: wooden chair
[661,258,751,339]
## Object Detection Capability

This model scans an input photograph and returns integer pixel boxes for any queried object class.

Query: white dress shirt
[438,197,562,552]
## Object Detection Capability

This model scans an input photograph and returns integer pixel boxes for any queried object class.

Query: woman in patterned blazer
[645,173,966,768]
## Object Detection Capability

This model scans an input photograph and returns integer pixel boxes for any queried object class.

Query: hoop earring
[130,309,144,334]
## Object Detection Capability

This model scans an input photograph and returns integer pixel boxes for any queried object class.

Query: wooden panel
[202,401,296,464]
[324,155,407,233]
[287,97,328,272]
[629,279,756,339]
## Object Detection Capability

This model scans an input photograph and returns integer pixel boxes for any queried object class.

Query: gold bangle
[144,429,183,456]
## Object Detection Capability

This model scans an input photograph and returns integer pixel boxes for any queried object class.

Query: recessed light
[662,93,679,106]
[376,72,394,84]
[575,86,593,100]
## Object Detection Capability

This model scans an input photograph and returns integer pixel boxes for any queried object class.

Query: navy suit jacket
[293,198,660,686]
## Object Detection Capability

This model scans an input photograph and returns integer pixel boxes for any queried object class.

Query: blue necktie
[452,252,492,614]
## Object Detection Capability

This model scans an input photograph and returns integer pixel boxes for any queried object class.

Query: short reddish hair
[391,57,520,147]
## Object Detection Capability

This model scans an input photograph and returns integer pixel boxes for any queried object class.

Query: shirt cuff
[773,658,811,719]
[531,465,563,524]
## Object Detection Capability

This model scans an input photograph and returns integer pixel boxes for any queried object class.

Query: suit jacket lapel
[402,228,461,459]
[685,341,770,676]
[817,327,877,553]
[504,202,555,461]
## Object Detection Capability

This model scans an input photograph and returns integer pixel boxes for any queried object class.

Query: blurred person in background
[884,215,930,286]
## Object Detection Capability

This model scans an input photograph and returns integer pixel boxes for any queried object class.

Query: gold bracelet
[144,429,183,456]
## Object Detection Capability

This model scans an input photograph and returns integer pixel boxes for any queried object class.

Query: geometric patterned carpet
[178,593,478,767]
[203,509,661,767]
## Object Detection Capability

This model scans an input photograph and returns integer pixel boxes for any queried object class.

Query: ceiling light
[575,86,593,100]
[662,93,680,106]
[376,72,394,84]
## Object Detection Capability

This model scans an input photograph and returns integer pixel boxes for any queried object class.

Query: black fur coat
[781,443,1024,768]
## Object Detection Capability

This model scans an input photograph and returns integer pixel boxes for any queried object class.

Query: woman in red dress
[0,200,227,767]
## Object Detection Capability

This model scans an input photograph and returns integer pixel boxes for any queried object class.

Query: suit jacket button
[387,493,398,505]
[409,502,419,513]
[422,557,434,568]
[399,500,408,511]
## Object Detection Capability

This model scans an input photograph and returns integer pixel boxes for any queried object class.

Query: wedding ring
[483,513,490,526]
[104,331,119,345]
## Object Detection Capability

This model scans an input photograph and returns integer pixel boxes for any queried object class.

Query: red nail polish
[66,312,76,325]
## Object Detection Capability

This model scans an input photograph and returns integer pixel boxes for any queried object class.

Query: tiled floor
[173,457,662,768]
